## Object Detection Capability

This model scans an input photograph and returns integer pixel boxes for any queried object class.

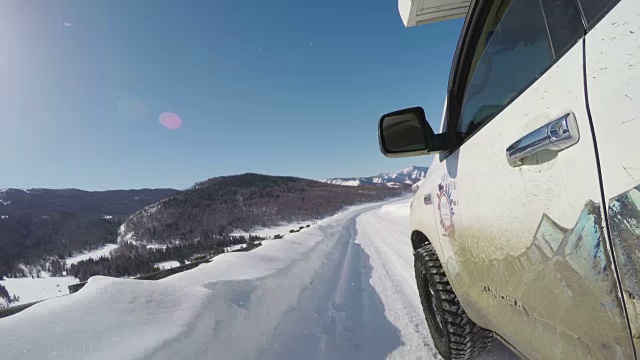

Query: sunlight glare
[158,112,182,130]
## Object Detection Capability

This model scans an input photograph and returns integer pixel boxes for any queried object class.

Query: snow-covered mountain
[321,166,428,188]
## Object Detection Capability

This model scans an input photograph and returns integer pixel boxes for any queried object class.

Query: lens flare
[158,112,182,130]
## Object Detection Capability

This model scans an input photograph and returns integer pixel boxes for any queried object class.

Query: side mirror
[378,107,446,158]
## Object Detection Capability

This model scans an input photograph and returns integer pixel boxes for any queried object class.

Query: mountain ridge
[0,188,178,218]
[320,166,428,188]
[118,173,402,244]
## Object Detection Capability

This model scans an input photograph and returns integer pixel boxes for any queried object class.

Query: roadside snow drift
[0,201,391,360]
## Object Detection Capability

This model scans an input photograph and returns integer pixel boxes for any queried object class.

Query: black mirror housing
[378,107,446,158]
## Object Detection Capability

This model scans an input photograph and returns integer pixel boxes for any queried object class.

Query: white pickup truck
[378,0,640,359]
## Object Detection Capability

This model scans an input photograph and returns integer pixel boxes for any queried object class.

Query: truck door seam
[582,36,638,360]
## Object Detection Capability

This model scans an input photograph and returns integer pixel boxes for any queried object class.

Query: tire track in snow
[356,199,519,360]
[356,204,441,359]
[259,208,403,360]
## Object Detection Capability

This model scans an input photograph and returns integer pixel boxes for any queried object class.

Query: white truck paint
[585,0,640,352]
[383,0,640,358]
[421,41,633,358]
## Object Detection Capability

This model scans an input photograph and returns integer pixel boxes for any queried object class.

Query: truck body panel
[586,0,640,351]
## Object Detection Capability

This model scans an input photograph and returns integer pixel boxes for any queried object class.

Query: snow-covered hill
[116,173,400,244]
[321,166,428,188]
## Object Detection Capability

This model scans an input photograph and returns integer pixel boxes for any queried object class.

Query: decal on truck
[609,186,640,300]
[437,174,456,237]
[608,185,640,340]
[481,284,529,317]
[451,200,632,358]
[523,201,615,299]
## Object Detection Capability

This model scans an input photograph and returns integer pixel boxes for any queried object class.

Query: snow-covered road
[261,198,517,360]
[260,206,402,360]
[355,200,517,359]
[0,198,517,360]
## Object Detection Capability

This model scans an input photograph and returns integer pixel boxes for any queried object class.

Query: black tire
[415,243,493,359]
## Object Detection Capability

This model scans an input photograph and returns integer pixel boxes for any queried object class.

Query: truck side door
[583,0,640,354]
[428,0,634,358]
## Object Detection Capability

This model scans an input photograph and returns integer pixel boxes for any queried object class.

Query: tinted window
[458,0,553,137]
[541,0,585,56]
[579,0,620,29]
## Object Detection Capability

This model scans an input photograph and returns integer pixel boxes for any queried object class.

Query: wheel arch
[411,230,431,252]
[411,230,447,268]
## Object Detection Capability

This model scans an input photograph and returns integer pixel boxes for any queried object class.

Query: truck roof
[398,0,470,27]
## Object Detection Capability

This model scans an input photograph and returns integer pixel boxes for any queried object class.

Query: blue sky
[0,0,462,190]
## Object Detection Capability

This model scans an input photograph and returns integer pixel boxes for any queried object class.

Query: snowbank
[0,276,212,360]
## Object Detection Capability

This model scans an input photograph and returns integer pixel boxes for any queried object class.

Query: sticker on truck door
[437,174,457,237]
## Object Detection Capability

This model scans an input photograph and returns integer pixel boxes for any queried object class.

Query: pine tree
[0,284,10,301]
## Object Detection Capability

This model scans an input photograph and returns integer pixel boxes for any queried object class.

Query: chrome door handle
[506,113,579,167]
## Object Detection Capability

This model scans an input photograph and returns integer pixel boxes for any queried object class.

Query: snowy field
[0,275,79,305]
[224,243,247,252]
[65,243,120,265]
[154,261,181,270]
[0,243,119,306]
[0,197,515,360]
[145,243,168,249]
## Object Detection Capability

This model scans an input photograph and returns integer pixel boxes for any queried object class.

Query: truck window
[578,0,620,29]
[540,0,584,57]
[457,0,554,138]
